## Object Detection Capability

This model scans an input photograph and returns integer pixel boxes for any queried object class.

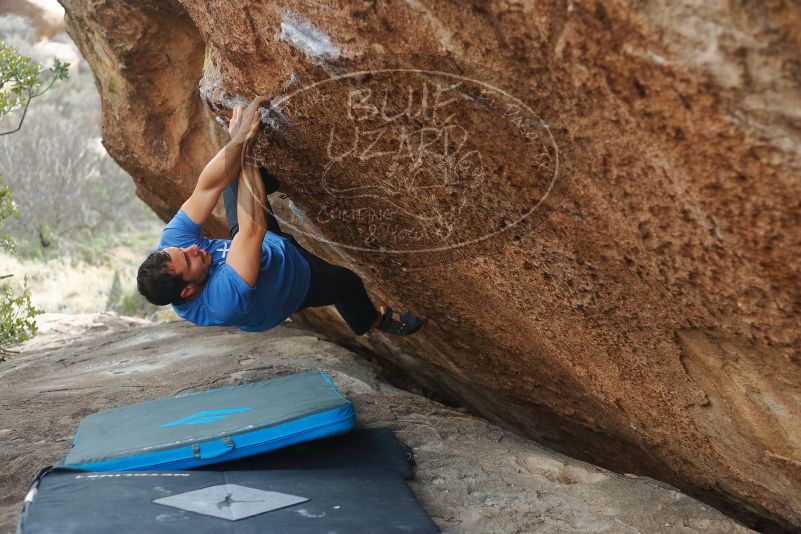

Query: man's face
[163,245,212,291]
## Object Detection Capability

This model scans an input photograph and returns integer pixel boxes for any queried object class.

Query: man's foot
[259,167,281,195]
[376,306,423,336]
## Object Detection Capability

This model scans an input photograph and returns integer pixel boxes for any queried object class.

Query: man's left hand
[228,105,243,139]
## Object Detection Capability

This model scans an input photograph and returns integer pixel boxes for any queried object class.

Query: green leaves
[0,275,41,349]
[0,41,66,351]
[0,177,36,351]
[0,177,18,252]
[0,40,69,135]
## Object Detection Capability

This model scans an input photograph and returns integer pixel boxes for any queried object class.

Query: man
[137,96,423,336]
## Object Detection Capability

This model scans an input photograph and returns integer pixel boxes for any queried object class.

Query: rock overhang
[59,0,801,530]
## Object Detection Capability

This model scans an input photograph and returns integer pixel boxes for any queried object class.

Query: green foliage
[106,270,159,318]
[0,177,17,251]
[116,289,158,318]
[0,40,67,351]
[0,175,37,351]
[0,34,159,263]
[0,276,40,349]
[0,40,69,135]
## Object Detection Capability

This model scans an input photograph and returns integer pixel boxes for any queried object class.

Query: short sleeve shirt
[157,210,310,332]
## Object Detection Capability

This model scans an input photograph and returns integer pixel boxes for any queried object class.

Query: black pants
[223,178,379,335]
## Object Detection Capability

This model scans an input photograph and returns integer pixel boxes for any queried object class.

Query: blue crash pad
[63,371,355,471]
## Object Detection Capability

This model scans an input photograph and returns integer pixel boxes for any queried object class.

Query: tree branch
[30,70,60,99]
[0,67,62,136]
[0,91,32,136]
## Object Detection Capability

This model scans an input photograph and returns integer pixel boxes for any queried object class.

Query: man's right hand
[179,95,269,228]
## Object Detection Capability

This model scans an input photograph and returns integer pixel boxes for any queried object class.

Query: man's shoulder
[158,209,203,249]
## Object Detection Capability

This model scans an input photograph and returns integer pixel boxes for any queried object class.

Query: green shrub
[106,270,159,318]
[0,275,40,350]
[117,290,158,318]
[0,39,67,352]
[0,178,41,353]
[0,178,17,251]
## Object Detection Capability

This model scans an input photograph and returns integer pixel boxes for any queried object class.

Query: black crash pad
[200,428,415,479]
[19,468,439,533]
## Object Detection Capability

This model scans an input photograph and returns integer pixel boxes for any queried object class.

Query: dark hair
[136,249,188,306]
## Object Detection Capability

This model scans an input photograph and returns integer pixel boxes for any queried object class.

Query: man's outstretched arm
[226,139,267,287]
[180,96,268,226]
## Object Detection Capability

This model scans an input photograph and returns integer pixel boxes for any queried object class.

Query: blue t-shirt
[157,210,311,332]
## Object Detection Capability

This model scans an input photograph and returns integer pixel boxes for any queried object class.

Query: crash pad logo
[153,484,308,520]
[262,54,568,257]
[160,408,252,428]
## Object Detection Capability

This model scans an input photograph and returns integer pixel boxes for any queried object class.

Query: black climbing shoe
[260,167,281,195]
[377,306,423,336]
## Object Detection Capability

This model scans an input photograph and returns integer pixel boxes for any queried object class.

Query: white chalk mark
[284,72,297,88]
[278,11,341,61]
[259,99,289,129]
[220,94,251,109]
[294,508,326,518]
[622,44,674,66]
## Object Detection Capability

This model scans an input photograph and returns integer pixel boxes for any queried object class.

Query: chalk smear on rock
[278,11,342,61]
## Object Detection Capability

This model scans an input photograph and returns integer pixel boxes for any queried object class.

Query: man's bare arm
[226,140,267,287]
[180,96,268,226]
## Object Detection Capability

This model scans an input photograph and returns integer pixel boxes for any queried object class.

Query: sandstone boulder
[60,0,801,529]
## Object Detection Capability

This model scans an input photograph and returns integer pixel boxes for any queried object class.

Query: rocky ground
[0,314,752,533]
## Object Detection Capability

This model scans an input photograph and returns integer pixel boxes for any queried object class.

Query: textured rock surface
[59,0,801,529]
[0,315,754,533]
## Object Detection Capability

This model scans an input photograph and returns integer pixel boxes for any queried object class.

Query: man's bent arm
[226,142,267,287]
[180,139,245,226]
[181,96,268,226]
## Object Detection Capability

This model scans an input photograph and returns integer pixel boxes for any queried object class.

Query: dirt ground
[0,314,751,533]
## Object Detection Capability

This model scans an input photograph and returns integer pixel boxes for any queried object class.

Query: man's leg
[223,169,282,238]
[292,241,423,336]
[294,245,380,335]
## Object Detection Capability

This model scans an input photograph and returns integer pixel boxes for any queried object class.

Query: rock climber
[136,96,423,337]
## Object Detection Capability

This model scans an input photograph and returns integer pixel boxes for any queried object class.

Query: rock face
[59,0,801,530]
[0,315,754,533]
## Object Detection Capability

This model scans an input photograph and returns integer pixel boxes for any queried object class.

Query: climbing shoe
[377,306,423,336]
[260,167,281,195]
